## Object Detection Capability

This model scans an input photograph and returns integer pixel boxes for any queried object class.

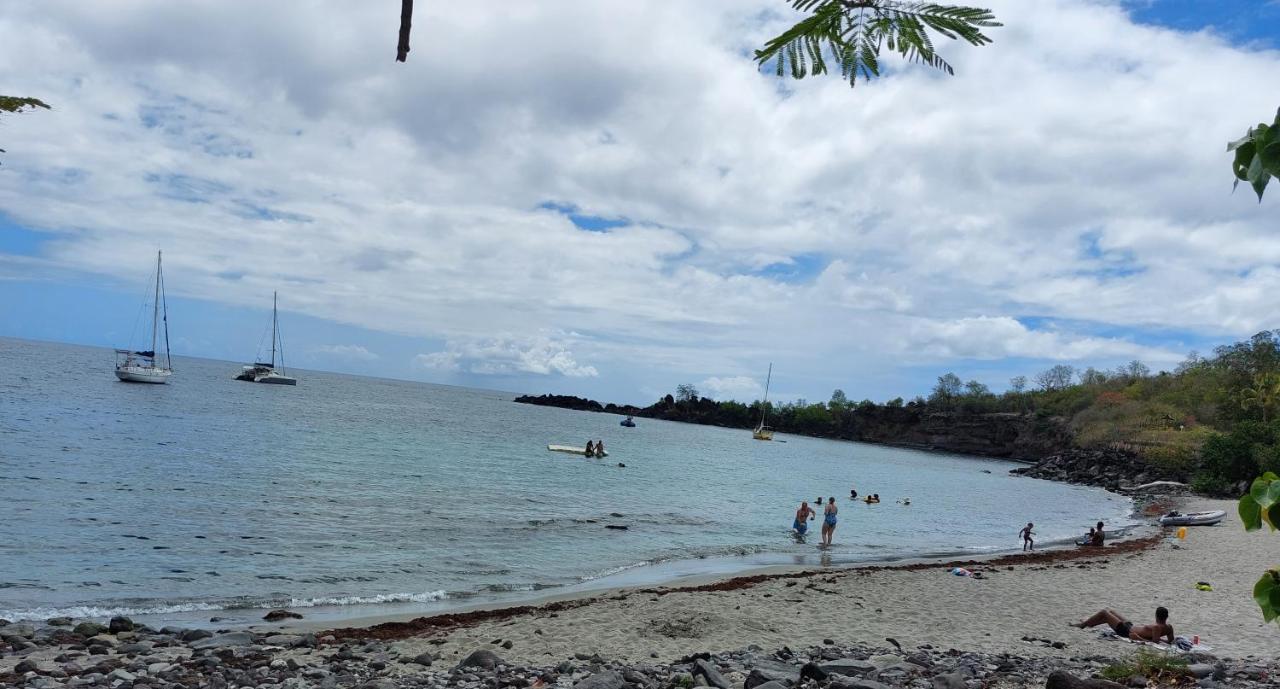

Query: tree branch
[396,0,413,62]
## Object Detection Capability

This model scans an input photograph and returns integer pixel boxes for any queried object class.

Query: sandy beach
[315,498,1277,666]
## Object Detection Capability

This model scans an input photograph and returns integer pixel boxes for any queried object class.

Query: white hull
[115,366,171,384]
[1158,510,1226,527]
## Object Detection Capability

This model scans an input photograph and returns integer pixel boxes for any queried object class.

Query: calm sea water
[0,338,1134,626]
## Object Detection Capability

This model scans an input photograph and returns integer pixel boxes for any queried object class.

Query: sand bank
[319,499,1278,664]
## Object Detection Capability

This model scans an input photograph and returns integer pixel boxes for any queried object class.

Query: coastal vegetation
[518,331,1280,498]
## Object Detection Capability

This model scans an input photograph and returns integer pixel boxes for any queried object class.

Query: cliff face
[515,394,1073,461]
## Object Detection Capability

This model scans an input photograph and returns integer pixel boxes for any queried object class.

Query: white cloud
[698,376,763,402]
[1,0,1278,401]
[416,335,598,378]
[310,344,378,361]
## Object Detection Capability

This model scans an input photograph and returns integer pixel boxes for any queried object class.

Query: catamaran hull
[115,367,171,384]
[257,375,297,385]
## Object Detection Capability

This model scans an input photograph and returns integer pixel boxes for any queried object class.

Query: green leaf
[1256,571,1279,623]
[1240,493,1263,531]
[1264,480,1280,510]
[1251,476,1272,503]
[1266,502,1280,531]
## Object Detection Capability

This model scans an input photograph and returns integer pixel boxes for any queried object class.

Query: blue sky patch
[144,173,231,203]
[755,253,828,284]
[538,201,630,232]
[0,215,55,257]
[1125,0,1280,47]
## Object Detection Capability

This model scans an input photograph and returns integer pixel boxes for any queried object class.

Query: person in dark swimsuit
[584,440,595,457]
[1075,607,1173,644]
[1019,522,1035,551]
[822,497,838,546]
[850,488,858,500]
[1091,521,1105,547]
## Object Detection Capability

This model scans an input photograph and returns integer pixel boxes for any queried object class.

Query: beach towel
[1097,630,1212,653]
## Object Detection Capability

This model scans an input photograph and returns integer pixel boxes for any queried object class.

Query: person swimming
[849,487,858,500]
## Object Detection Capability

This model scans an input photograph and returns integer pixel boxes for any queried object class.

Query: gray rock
[263,609,304,622]
[108,668,136,682]
[359,681,396,689]
[694,659,731,689]
[117,641,154,655]
[73,622,106,637]
[180,628,213,642]
[750,682,789,689]
[1186,664,1216,679]
[46,617,73,627]
[1044,671,1124,689]
[833,681,891,689]
[146,663,172,674]
[265,634,303,647]
[930,672,967,689]
[745,669,793,689]
[800,662,828,683]
[7,624,36,638]
[108,616,134,634]
[190,631,255,649]
[573,670,626,689]
[15,659,40,673]
[820,659,876,676]
[867,655,901,671]
[455,649,506,671]
[411,652,434,666]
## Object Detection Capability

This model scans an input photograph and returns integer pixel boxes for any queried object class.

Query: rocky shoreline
[1009,449,1186,493]
[2,616,1273,689]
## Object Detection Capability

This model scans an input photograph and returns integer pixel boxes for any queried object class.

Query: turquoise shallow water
[0,337,1135,626]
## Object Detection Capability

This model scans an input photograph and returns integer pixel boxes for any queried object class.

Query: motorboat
[620,416,636,427]
[1158,510,1226,527]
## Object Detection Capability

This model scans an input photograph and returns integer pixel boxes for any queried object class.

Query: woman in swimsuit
[584,440,595,457]
[822,497,838,546]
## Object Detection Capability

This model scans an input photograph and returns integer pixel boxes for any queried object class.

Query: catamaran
[114,251,173,384]
[753,363,774,441]
[234,291,297,385]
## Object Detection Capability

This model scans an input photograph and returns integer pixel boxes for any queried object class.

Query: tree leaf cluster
[1228,107,1280,202]
[1239,471,1280,624]
[755,1,1000,87]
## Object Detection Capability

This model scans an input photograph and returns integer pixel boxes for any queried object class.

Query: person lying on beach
[1019,522,1034,551]
[793,501,815,536]
[1074,607,1173,644]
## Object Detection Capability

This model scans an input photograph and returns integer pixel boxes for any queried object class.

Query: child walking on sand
[1019,522,1035,551]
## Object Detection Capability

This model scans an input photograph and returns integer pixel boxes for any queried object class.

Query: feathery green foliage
[0,95,51,161]
[1228,107,1280,202]
[756,1,1000,87]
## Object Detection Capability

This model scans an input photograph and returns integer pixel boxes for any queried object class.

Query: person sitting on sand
[1081,527,1096,545]
[584,440,595,456]
[1020,522,1035,551]
[793,501,815,536]
[1074,607,1174,644]
[1092,521,1105,547]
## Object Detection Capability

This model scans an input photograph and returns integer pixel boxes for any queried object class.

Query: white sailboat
[114,251,173,384]
[752,363,774,441]
[234,291,297,385]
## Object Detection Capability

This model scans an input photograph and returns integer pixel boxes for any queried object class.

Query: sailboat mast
[150,251,161,357]
[159,252,171,370]
[759,363,772,427]
[271,291,278,368]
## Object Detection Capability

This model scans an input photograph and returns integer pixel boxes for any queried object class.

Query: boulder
[820,659,876,676]
[190,631,255,649]
[1186,664,1216,679]
[108,616,134,634]
[749,682,789,689]
[573,670,626,689]
[693,659,732,689]
[799,662,828,682]
[745,668,794,689]
[6,624,36,639]
[1044,671,1125,689]
[180,629,213,642]
[73,622,107,638]
[454,649,506,671]
[45,617,73,627]
[263,609,304,622]
[931,672,968,689]
[411,653,434,666]
[833,681,891,689]
[15,659,39,674]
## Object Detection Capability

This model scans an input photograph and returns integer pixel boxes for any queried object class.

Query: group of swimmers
[583,439,607,458]
[791,487,909,545]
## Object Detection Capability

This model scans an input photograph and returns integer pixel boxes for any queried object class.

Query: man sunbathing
[1074,606,1174,644]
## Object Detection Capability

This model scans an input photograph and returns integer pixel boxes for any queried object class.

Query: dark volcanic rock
[693,659,731,689]
[108,615,134,633]
[74,622,107,637]
[1010,447,1183,490]
[263,609,304,622]
[573,669,626,689]
[1044,670,1125,689]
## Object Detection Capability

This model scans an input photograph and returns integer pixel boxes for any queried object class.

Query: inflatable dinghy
[1158,510,1225,527]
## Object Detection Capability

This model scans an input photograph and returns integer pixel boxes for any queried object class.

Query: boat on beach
[234,292,297,385]
[114,251,173,384]
[1158,510,1226,526]
[753,363,774,441]
[548,444,609,457]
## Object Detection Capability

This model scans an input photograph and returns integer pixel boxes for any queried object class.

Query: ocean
[0,337,1135,627]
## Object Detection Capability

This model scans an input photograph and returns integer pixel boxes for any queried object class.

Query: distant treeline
[517,331,1280,494]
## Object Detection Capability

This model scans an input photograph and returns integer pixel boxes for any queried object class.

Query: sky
[0,0,1278,406]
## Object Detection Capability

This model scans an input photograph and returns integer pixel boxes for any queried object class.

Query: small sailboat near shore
[752,363,774,441]
[234,291,297,385]
[114,251,173,384]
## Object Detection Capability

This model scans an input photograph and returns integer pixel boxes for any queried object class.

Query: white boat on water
[234,292,297,386]
[114,251,173,384]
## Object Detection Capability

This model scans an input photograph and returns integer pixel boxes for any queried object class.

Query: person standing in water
[584,440,595,457]
[1019,522,1035,551]
[595,440,606,457]
[822,497,838,546]
[793,501,815,537]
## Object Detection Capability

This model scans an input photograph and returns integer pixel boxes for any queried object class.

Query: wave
[0,590,450,623]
